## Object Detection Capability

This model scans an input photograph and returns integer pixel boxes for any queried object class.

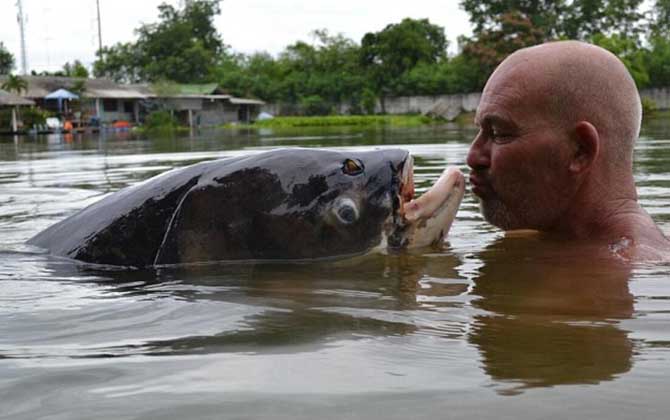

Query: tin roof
[0,76,148,99]
[0,89,35,106]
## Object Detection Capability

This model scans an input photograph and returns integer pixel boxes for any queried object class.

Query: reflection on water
[469,233,635,394]
[1,124,669,419]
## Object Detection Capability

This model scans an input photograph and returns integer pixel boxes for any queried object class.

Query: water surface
[1,123,669,419]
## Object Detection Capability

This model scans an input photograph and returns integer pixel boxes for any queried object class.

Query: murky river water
[1,122,669,419]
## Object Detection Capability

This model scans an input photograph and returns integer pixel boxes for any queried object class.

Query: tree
[561,0,644,39]
[591,33,649,87]
[360,18,448,105]
[460,0,644,41]
[460,0,564,37]
[69,79,87,97]
[213,30,369,115]
[0,42,15,75]
[461,12,546,90]
[62,60,89,78]
[94,0,224,83]
[458,0,646,90]
[1,74,28,95]
[643,35,670,88]
[648,0,670,37]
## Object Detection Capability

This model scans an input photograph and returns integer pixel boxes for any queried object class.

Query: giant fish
[28,148,464,268]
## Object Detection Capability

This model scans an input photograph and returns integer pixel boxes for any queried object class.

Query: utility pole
[96,0,103,53]
[16,0,28,75]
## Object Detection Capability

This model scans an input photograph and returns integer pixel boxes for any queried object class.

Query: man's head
[467,40,642,232]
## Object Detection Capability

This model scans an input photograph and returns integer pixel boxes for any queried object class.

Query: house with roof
[134,83,265,127]
[0,89,36,133]
[1,76,147,125]
[0,76,264,128]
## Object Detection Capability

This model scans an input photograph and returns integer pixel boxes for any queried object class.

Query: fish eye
[334,198,359,224]
[342,159,364,175]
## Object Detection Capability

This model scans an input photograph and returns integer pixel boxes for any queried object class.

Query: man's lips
[469,172,492,197]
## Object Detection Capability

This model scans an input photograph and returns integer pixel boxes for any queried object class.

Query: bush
[641,97,657,118]
[22,107,51,127]
[145,110,178,129]
[361,89,377,115]
[299,95,333,116]
[0,106,50,130]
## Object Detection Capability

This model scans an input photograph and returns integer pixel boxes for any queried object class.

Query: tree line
[2,0,669,115]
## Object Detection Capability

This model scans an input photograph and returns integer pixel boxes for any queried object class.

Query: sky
[0,0,472,74]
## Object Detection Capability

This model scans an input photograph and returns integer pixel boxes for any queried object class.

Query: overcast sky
[0,0,472,74]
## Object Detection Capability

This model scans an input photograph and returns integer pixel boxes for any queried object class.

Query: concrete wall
[374,93,482,114]
[190,102,253,126]
[263,88,670,116]
[641,87,670,110]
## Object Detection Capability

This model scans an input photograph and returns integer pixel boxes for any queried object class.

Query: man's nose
[466,134,491,170]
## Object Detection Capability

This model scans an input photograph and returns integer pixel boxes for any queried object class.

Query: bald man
[467,40,670,261]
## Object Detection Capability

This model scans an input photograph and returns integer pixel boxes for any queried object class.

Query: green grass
[250,114,435,128]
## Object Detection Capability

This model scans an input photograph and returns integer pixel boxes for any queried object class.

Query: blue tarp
[45,89,79,100]
[45,89,79,113]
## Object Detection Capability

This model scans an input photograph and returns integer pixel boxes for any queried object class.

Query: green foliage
[648,0,670,37]
[299,95,332,116]
[460,11,545,90]
[644,35,670,87]
[591,33,649,87]
[0,42,14,75]
[460,0,643,40]
[0,109,13,129]
[0,107,51,129]
[458,0,646,90]
[214,29,369,113]
[360,88,377,115]
[253,115,432,128]
[1,75,28,95]
[94,0,224,83]
[62,60,89,78]
[150,79,180,97]
[360,18,448,99]
[69,79,87,97]
[145,110,179,129]
[641,97,658,116]
[21,107,51,127]
[78,1,669,115]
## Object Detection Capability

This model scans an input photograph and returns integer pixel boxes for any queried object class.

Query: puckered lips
[469,170,492,198]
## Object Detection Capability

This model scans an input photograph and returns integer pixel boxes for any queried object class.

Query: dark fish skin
[28,148,410,268]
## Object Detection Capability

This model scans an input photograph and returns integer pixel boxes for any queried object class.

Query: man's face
[466,67,576,231]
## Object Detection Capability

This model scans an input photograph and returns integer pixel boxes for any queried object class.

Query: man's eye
[490,129,514,144]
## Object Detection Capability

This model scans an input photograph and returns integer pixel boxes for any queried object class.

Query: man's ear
[570,121,600,173]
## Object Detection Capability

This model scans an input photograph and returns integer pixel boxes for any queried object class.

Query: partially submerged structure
[134,83,264,127]
[0,76,264,128]
[0,89,35,133]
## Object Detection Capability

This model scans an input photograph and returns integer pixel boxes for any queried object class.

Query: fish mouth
[390,156,465,249]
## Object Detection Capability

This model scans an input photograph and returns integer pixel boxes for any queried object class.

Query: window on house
[123,101,134,114]
[103,99,118,112]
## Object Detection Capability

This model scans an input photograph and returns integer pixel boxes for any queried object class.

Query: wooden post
[11,107,18,133]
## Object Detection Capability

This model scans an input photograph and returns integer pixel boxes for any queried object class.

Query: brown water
[0,123,669,419]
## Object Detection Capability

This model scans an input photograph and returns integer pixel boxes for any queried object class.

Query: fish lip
[406,167,465,221]
[398,154,415,207]
[399,165,465,221]
[386,163,465,251]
